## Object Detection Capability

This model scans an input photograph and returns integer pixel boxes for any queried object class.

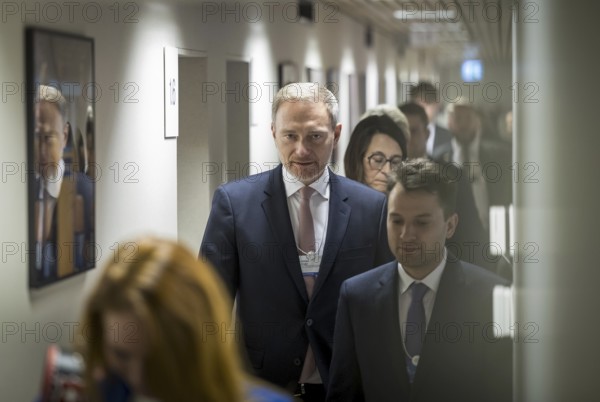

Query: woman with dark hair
[344,105,409,192]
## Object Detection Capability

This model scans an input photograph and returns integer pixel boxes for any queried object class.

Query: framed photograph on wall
[26,28,96,288]
[278,62,299,88]
[326,67,340,96]
[348,73,367,133]
[306,67,325,86]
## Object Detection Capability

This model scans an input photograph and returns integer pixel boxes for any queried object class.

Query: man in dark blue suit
[399,102,490,269]
[201,83,393,401]
[433,102,512,233]
[32,85,95,286]
[409,82,452,157]
[327,159,511,402]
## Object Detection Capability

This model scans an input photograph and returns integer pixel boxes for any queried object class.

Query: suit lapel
[375,263,412,399]
[312,170,351,297]
[261,165,309,302]
[427,257,467,325]
[432,141,453,163]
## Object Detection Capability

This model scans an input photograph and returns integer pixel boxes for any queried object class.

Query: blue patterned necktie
[405,282,428,383]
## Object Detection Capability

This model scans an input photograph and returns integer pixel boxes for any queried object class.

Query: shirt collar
[398,247,447,295]
[282,165,330,200]
[428,122,436,135]
[45,159,65,199]
[451,130,481,161]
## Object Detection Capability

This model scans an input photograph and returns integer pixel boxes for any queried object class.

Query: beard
[285,161,325,184]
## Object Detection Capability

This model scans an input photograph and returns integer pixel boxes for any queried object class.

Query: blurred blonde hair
[272,82,339,129]
[79,238,246,402]
[37,84,67,120]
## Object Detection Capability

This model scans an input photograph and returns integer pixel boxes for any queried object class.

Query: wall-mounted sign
[164,46,179,138]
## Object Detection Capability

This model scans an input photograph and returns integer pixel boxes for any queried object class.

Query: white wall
[177,56,209,252]
[0,1,400,399]
[514,2,600,400]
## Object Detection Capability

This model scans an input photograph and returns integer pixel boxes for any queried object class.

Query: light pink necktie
[298,186,317,296]
[298,186,318,383]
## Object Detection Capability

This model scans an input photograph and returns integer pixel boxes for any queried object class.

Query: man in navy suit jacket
[400,102,489,269]
[327,159,511,402]
[201,83,393,401]
[31,86,95,285]
[433,102,513,230]
[408,81,453,157]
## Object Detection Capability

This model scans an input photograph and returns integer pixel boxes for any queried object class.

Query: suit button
[306,318,313,327]
[293,358,302,366]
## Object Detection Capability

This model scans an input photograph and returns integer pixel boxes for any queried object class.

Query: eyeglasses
[366,152,403,171]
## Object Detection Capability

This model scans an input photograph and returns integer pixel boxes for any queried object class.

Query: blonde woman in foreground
[79,238,292,402]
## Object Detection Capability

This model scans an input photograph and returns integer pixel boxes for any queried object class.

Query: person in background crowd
[399,102,489,269]
[409,81,452,157]
[434,102,512,233]
[344,104,408,192]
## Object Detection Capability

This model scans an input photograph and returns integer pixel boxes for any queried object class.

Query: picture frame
[326,67,340,96]
[325,68,340,166]
[305,67,325,86]
[348,72,367,132]
[278,61,299,88]
[26,28,96,288]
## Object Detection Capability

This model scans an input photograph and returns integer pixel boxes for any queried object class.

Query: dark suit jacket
[433,138,513,208]
[32,170,95,285]
[435,161,488,269]
[200,165,394,389]
[327,257,512,402]
[432,124,452,156]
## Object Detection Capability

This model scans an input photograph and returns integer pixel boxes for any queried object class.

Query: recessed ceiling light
[393,9,458,21]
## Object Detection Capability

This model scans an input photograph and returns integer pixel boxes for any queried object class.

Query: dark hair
[399,102,429,127]
[387,158,457,218]
[409,81,439,104]
[344,114,408,183]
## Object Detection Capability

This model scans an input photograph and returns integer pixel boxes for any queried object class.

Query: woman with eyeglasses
[344,105,409,192]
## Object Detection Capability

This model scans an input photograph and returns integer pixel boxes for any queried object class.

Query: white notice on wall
[164,46,179,138]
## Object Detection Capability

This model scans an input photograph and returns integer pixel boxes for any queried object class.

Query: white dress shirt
[45,158,65,198]
[283,166,330,262]
[398,248,448,340]
[426,122,436,156]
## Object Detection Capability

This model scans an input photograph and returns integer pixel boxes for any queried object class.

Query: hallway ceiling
[320,0,513,64]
